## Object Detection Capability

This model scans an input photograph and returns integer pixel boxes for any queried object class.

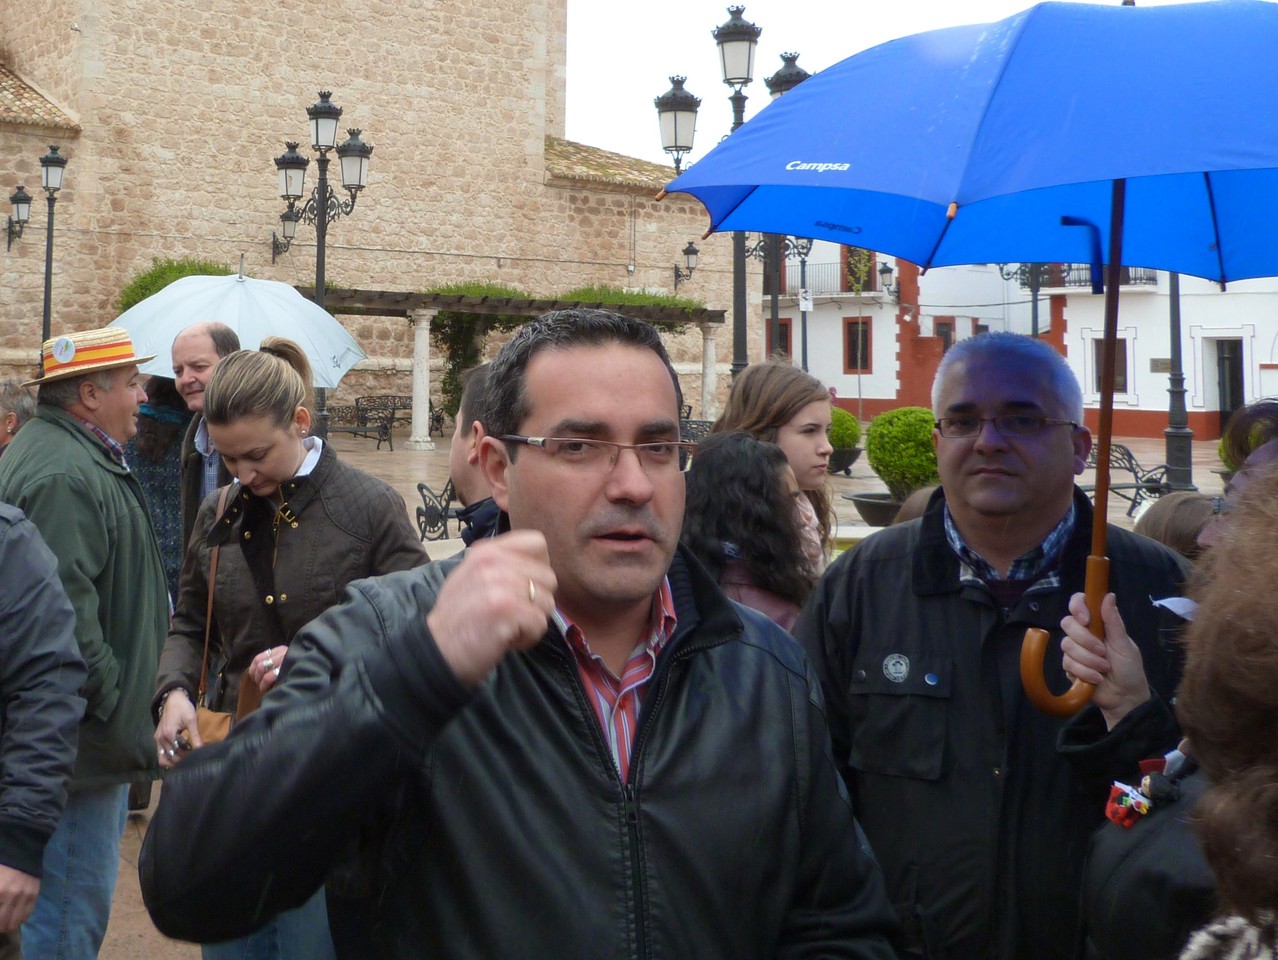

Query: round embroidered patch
[883,653,910,683]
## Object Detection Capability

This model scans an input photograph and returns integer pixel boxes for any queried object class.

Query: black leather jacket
[140,547,900,959]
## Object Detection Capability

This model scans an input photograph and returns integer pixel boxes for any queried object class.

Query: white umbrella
[109,272,366,389]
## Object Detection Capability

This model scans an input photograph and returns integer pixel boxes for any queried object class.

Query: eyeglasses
[934,415,1079,439]
[500,435,698,474]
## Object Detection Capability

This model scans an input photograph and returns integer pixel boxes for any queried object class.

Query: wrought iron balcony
[781,261,885,296]
[1043,263,1159,288]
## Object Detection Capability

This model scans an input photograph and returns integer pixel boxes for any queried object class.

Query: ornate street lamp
[674,241,699,289]
[655,77,700,175]
[270,92,373,436]
[38,145,67,352]
[746,234,814,360]
[6,186,31,251]
[715,5,761,376]
[996,261,1054,337]
[765,52,809,98]
[878,261,899,301]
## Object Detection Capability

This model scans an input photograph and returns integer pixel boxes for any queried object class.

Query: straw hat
[24,327,155,387]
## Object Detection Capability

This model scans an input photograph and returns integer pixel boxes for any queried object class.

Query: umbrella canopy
[666,0,1278,283]
[109,273,366,389]
[666,0,1278,715]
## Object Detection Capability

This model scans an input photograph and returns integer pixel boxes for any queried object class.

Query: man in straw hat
[0,327,168,960]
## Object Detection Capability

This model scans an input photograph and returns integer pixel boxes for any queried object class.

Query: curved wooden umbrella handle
[1020,555,1108,716]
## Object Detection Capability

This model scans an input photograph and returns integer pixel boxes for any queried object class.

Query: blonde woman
[153,337,425,960]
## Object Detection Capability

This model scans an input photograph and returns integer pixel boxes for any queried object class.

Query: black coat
[178,416,230,550]
[1080,760,1217,960]
[796,489,1189,960]
[140,548,900,959]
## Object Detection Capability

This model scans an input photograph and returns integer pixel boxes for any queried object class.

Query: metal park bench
[328,396,397,450]
[416,479,463,541]
[327,395,445,450]
[1082,441,1170,516]
[680,419,714,443]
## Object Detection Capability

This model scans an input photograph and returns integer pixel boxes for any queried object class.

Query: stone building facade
[1,0,761,413]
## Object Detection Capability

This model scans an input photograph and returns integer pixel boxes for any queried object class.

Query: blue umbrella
[664,0,1278,714]
[665,0,1278,281]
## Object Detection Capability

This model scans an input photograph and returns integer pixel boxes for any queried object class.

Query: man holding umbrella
[797,333,1187,959]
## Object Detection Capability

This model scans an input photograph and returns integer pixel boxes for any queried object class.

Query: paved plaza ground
[99,427,1229,958]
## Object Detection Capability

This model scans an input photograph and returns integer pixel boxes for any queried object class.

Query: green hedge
[117,257,233,313]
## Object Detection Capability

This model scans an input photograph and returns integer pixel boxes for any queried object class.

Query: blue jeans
[22,783,128,960]
[200,887,335,960]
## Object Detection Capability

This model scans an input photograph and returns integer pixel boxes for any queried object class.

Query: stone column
[407,309,437,451]
[700,322,719,419]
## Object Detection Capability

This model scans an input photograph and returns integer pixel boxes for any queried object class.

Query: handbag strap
[196,484,234,703]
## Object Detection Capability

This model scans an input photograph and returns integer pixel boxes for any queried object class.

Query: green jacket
[0,405,167,788]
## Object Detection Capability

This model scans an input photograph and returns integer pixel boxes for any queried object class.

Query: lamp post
[716,5,762,377]
[271,91,373,437]
[1164,271,1196,490]
[38,146,66,352]
[655,6,760,377]
[996,261,1053,337]
[746,233,813,360]
[673,241,699,289]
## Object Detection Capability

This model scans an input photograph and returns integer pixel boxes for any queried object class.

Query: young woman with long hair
[713,360,835,570]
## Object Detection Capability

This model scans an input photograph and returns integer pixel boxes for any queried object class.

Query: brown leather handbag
[187,485,261,744]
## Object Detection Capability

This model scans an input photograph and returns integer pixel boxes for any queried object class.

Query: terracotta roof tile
[0,65,78,131]
[545,135,674,190]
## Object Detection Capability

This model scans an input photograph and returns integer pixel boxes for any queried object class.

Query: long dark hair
[681,431,815,605]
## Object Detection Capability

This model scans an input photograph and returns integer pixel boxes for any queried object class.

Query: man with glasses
[141,308,898,959]
[797,332,1187,960]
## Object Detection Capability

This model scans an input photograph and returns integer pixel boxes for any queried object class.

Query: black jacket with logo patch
[796,489,1188,960]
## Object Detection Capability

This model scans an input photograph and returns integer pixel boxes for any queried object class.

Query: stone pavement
[100,427,1227,956]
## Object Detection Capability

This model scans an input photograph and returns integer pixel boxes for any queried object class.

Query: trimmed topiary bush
[828,406,861,449]
[865,406,940,501]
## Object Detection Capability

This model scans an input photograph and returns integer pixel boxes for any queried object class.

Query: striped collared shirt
[559,579,677,783]
[943,501,1076,594]
[76,416,128,468]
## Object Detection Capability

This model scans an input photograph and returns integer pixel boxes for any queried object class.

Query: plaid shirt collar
[76,416,128,469]
[943,500,1075,590]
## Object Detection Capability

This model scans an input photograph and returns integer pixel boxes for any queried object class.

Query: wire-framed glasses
[934,415,1078,439]
[500,435,698,474]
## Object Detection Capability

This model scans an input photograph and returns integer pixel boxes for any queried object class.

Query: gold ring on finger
[528,578,537,604]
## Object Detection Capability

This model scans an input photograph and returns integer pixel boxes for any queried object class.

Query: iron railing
[780,261,1159,295]
[1055,263,1158,288]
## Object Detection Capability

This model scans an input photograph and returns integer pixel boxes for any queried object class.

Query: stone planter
[847,491,904,527]
[828,447,862,476]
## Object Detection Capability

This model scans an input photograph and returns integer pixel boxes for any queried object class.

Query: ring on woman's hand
[263,657,275,672]
[164,747,176,759]
[528,579,537,604]
[272,666,280,678]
